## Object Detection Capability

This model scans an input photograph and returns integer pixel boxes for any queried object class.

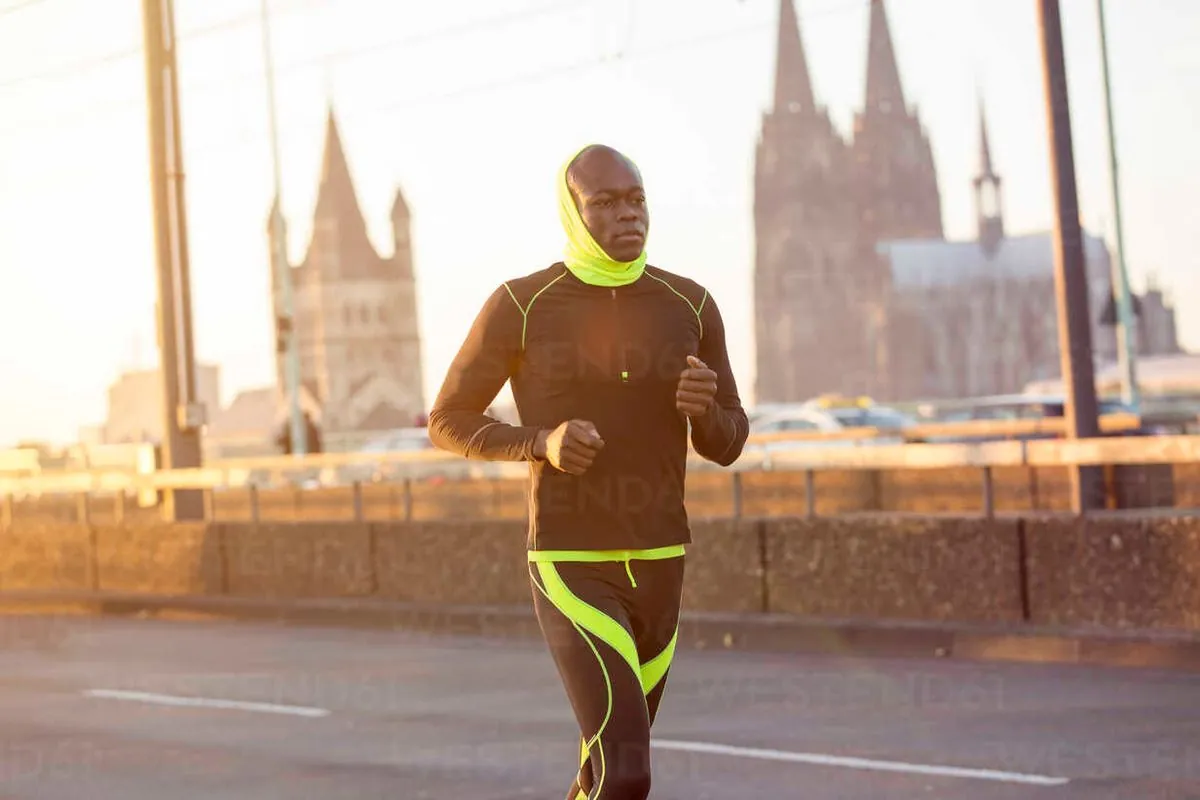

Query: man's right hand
[535,419,605,475]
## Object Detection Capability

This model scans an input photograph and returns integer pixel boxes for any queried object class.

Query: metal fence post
[731,472,743,520]
[352,481,364,522]
[249,485,260,524]
[982,466,996,519]
[804,470,817,519]
[114,491,127,524]
[403,478,413,522]
[984,465,993,522]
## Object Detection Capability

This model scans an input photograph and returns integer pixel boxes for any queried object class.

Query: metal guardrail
[744,411,1145,445]
[0,433,1196,497]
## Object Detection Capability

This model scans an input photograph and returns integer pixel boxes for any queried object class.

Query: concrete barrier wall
[1024,513,1200,631]
[94,522,222,595]
[4,513,1200,634]
[223,522,373,598]
[0,523,93,591]
[764,516,1024,624]
[373,520,529,606]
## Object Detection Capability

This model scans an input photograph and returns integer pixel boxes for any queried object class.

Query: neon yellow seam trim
[640,628,678,695]
[645,272,705,339]
[531,563,612,798]
[503,270,568,349]
[528,544,685,563]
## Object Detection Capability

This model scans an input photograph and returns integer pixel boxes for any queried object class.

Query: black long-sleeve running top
[428,263,749,553]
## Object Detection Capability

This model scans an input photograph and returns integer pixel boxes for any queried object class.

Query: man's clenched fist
[535,419,605,475]
[676,355,717,417]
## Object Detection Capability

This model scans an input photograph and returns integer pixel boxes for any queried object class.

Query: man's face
[568,148,649,263]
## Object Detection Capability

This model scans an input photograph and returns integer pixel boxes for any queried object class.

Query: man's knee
[602,742,651,798]
[603,770,650,799]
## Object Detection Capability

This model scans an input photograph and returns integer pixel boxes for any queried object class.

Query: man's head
[564,145,648,263]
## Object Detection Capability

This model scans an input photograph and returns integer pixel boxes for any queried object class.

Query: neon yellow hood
[557,145,647,287]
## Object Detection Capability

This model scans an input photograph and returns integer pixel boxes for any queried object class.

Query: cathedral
[266,109,426,446]
[754,0,1182,404]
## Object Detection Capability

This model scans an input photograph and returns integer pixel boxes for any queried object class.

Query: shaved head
[563,144,648,262]
[566,145,642,204]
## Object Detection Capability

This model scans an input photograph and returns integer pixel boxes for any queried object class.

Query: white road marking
[652,739,1070,787]
[82,689,330,718]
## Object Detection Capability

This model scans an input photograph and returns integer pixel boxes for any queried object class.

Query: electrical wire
[0,0,591,134]
[0,0,326,91]
[0,0,47,17]
[6,16,781,185]
[3,0,868,175]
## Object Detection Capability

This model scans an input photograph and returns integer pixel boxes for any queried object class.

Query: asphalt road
[0,613,1198,799]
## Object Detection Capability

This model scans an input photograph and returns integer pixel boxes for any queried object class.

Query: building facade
[104,364,221,445]
[267,110,426,442]
[754,0,943,403]
[753,0,1179,404]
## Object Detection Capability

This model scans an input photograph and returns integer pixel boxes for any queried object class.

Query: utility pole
[1096,0,1140,411]
[141,0,205,521]
[261,0,307,456]
[1036,0,1105,512]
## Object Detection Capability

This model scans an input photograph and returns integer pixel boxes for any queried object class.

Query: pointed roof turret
[390,186,410,221]
[314,106,366,223]
[977,99,996,178]
[266,193,282,235]
[864,0,906,114]
[302,106,385,279]
[773,0,816,114]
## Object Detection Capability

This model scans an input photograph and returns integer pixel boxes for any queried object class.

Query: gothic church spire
[864,0,905,115]
[773,0,816,114]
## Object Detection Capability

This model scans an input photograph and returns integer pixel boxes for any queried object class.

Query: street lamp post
[141,0,205,521]
[1036,0,1105,512]
[260,0,307,456]
[1096,0,1140,411]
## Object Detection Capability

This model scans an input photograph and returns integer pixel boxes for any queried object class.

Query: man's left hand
[677,355,717,417]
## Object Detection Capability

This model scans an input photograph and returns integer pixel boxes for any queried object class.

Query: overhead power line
[1,0,867,160]
[0,0,47,18]
[0,0,592,133]
[7,16,783,184]
[0,0,327,91]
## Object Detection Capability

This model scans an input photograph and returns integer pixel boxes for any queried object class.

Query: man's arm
[689,293,749,466]
[427,285,547,461]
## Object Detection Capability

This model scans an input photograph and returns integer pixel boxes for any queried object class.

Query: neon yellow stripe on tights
[528,544,685,562]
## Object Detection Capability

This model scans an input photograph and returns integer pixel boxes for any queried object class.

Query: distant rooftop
[878,231,1110,291]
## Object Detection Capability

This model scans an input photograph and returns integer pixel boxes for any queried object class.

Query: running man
[428,144,748,799]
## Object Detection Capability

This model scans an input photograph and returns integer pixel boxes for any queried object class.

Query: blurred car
[738,395,916,469]
[911,393,1149,442]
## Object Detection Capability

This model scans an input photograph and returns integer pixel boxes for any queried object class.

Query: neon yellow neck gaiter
[557,145,647,287]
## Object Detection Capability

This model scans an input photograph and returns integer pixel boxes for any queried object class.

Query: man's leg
[529,561,654,800]
[630,554,685,729]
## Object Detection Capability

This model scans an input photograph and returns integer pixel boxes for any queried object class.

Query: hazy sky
[0,0,1196,447]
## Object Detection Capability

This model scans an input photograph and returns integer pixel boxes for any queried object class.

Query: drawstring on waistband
[623,557,638,589]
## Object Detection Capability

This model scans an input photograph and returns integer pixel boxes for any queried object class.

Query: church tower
[753,0,866,403]
[267,107,426,447]
[973,100,1005,255]
[850,0,943,244]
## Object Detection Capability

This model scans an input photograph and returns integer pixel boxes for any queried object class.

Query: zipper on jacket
[612,288,629,382]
